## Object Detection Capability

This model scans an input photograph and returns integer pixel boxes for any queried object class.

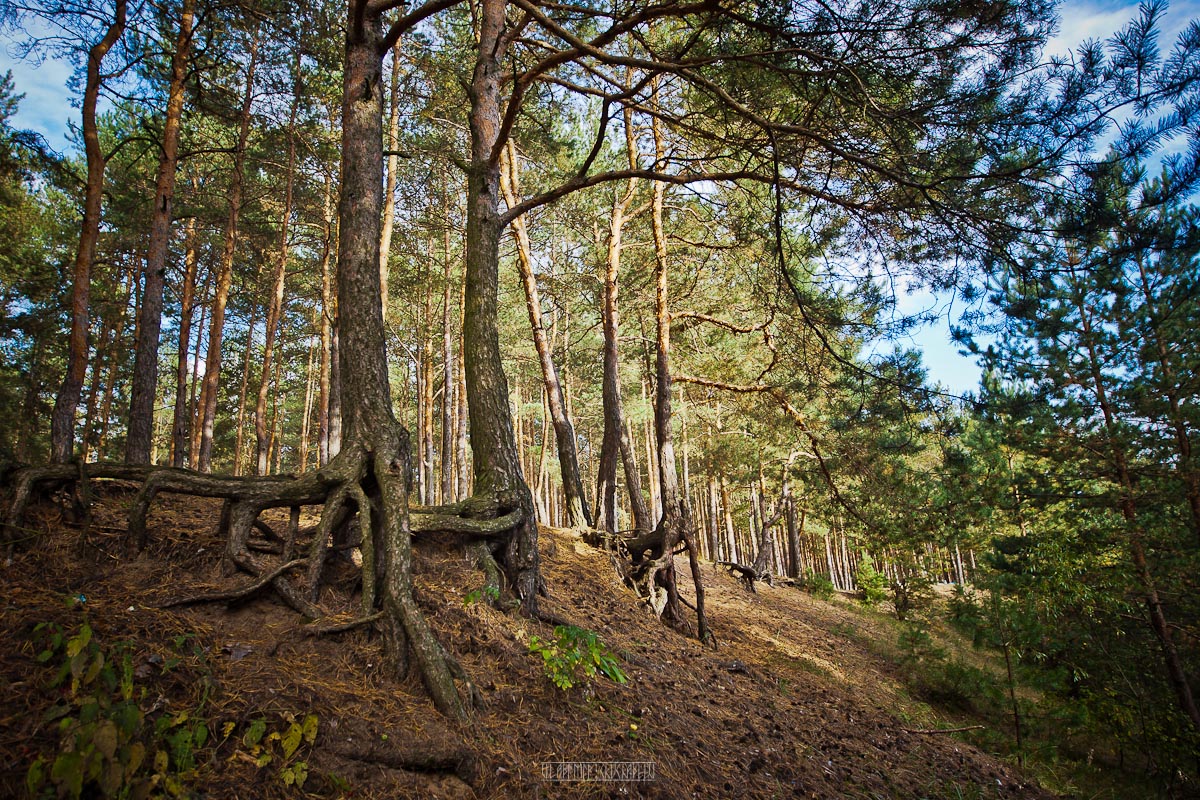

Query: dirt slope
[1,487,1049,799]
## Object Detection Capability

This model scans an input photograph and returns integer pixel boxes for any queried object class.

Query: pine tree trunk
[463,0,540,611]
[500,142,592,527]
[170,214,200,467]
[299,318,317,472]
[187,273,210,469]
[233,310,259,476]
[196,27,259,472]
[255,57,301,475]
[318,166,336,466]
[440,204,456,502]
[1133,257,1200,545]
[50,0,127,463]
[379,41,402,317]
[82,262,135,462]
[126,0,194,464]
[1075,293,1200,729]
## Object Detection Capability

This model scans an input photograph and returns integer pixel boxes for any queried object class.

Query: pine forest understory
[1,0,1199,796]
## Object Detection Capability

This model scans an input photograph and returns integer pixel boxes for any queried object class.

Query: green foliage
[24,620,190,799]
[24,619,322,797]
[890,573,932,621]
[527,625,626,691]
[800,570,835,601]
[854,555,888,607]
[238,712,319,789]
[463,584,500,606]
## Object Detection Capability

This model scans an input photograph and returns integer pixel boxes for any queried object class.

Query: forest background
[1,0,1199,790]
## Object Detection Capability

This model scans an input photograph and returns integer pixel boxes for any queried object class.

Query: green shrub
[528,625,626,691]
[855,556,888,607]
[801,570,835,600]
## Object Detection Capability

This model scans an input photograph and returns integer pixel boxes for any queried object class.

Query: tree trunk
[463,0,540,612]
[255,56,301,475]
[500,142,592,527]
[233,309,259,476]
[1075,292,1200,729]
[318,165,336,466]
[595,170,651,535]
[379,40,402,317]
[339,3,463,718]
[299,318,318,472]
[187,271,211,469]
[441,194,457,503]
[496,145,590,532]
[1133,256,1200,545]
[126,0,194,464]
[195,26,259,472]
[631,104,708,641]
[50,0,127,463]
[170,214,200,467]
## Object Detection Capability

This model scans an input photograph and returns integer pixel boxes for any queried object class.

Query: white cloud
[1052,0,1200,58]
[1,37,78,153]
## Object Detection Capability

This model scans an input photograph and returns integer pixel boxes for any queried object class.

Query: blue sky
[2,1,1197,396]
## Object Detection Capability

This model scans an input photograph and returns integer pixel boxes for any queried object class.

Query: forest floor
[2,484,1067,799]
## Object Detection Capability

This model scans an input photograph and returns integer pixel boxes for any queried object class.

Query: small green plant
[463,584,500,606]
[24,620,206,799]
[855,555,888,607]
[801,570,835,600]
[897,619,944,667]
[890,573,933,620]
[239,712,319,789]
[528,625,627,690]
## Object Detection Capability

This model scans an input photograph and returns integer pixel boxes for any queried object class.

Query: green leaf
[301,714,318,744]
[51,751,84,799]
[243,718,267,747]
[83,650,104,686]
[281,722,303,760]
[94,720,119,759]
[65,624,91,658]
[193,721,208,748]
[125,741,147,778]
[25,757,45,797]
[292,760,309,788]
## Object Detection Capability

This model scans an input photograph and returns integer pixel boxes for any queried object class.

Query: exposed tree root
[1,441,536,723]
[155,558,309,608]
[303,612,384,636]
[717,561,774,592]
[325,737,477,782]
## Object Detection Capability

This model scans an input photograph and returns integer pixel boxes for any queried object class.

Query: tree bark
[196,25,259,472]
[633,103,708,640]
[339,2,463,718]
[126,0,195,464]
[1074,289,1200,730]
[170,214,200,467]
[440,190,457,503]
[500,141,592,527]
[50,0,127,463]
[379,40,402,317]
[255,55,301,475]
[318,164,337,466]
[463,0,540,612]
[595,154,650,535]
[233,309,259,476]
